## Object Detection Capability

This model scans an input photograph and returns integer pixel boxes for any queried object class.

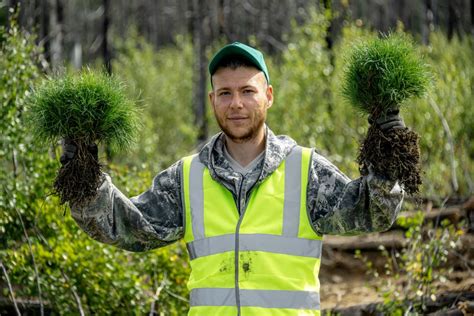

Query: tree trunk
[7,0,19,26]
[48,0,63,70]
[422,0,434,44]
[448,0,461,40]
[192,0,209,146]
[471,0,474,35]
[322,0,334,115]
[103,0,111,75]
[102,0,113,161]
[217,0,227,38]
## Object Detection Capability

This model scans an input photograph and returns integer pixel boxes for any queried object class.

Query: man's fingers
[59,154,68,165]
[380,120,405,130]
[63,143,77,158]
[64,143,77,152]
[375,112,405,131]
[375,115,400,125]
[60,140,99,164]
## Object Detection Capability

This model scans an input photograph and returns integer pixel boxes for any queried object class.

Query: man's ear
[266,84,274,108]
[209,91,215,109]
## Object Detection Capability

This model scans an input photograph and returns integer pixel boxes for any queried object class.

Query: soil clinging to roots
[53,143,103,206]
[358,126,422,196]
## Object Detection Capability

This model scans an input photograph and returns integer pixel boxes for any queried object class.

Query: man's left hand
[370,109,405,131]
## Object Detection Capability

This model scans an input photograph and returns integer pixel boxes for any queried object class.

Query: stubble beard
[215,106,267,144]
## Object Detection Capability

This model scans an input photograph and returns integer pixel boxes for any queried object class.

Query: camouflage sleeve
[307,151,404,236]
[70,160,184,252]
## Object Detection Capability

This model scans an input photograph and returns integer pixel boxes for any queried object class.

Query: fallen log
[323,231,406,250]
[0,296,51,314]
[323,290,474,316]
[396,196,474,231]
[323,231,474,251]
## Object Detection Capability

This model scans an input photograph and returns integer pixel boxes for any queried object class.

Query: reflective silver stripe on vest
[190,288,320,310]
[189,156,205,240]
[187,233,322,260]
[187,233,235,259]
[190,287,235,306]
[282,146,302,237]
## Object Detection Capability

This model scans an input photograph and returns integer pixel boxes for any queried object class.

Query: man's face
[209,66,273,143]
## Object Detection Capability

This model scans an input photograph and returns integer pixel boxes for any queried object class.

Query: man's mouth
[228,116,248,121]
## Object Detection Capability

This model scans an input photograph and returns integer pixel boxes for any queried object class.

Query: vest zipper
[234,150,267,315]
[234,173,262,316]
[234,175,245,316]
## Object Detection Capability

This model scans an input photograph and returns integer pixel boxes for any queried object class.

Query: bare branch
[14,207,44,316]
[149,273,167,316]
[428,97,459,193]
[33,226,85,316]
[164,288,189,302]
[0,260,21,316]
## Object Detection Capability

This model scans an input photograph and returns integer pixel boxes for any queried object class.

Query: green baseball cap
[209,42,270,83]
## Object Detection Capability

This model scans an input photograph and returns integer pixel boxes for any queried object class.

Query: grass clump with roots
[342,33,431,195]
[29,69,140,206]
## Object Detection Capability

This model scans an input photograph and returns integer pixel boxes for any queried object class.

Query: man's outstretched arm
[70,161,184,252]
[308,112,406,236]
[307,151,404,236]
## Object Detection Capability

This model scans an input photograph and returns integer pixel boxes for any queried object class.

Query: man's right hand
[368,109,405,132]
[60,139,98,166]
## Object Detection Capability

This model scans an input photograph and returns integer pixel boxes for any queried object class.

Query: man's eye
[243,89,254,94]
[219,91,230,96]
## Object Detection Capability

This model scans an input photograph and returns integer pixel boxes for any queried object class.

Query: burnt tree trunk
[448,0,462,40]
[471,0,474,35]
[192,0,208,146]
[48,0,63,69]
[103,0,111,75]
[422,0,434,45]
[322,0,334,116]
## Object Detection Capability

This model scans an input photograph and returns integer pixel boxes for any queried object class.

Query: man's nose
[229,93,243,109]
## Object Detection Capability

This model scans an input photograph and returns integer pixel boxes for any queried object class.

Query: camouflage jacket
[71,126,404,252]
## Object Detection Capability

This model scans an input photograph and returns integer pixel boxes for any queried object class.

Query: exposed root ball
[358,126,422,195]
[53,143,102,206]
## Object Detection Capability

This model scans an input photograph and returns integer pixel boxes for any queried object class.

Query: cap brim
[209,46,263,76]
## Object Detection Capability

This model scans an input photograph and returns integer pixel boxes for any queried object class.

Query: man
[66,42,404,315]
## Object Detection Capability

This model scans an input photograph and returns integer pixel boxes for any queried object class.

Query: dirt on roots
[53,142,103,206]
[358,126,422,195]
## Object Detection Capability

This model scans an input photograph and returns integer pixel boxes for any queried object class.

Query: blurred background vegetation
[0,0,473,315]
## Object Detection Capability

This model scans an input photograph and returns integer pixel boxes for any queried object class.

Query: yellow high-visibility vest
[182,146,323,316]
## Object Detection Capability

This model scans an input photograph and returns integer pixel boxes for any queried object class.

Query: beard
[215,105,267,144]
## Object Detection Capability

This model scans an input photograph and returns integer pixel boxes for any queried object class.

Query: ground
[319,224,474,314]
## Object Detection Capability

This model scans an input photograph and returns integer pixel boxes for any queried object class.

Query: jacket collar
[198,125,297,184]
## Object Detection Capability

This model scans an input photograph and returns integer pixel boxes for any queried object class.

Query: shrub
[28,69,141,205]
[341,33,432,195]
[341,33,431,115]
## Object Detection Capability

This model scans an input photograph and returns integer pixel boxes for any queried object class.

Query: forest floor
[319,196,474,315]
[1,198,473,315]
[319,241,474,310]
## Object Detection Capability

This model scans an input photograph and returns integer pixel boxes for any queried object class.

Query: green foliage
[405,32,474,198]
[355,211,463,314]
[28,69,141,152]
[341,33,431,114]
[1,13,191,315]
[0,9,55,245]
[2,190,190,315]
[112,33,197,170]
[269,12,473,196]
[267,9,362,174]
[1,5,473,315]
[269,10,332,148]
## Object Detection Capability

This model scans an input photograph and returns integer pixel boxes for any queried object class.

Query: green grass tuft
[28,69,140,152]
[341,33,431,115]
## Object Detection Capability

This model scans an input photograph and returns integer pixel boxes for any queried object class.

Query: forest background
[1,0,473,315]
